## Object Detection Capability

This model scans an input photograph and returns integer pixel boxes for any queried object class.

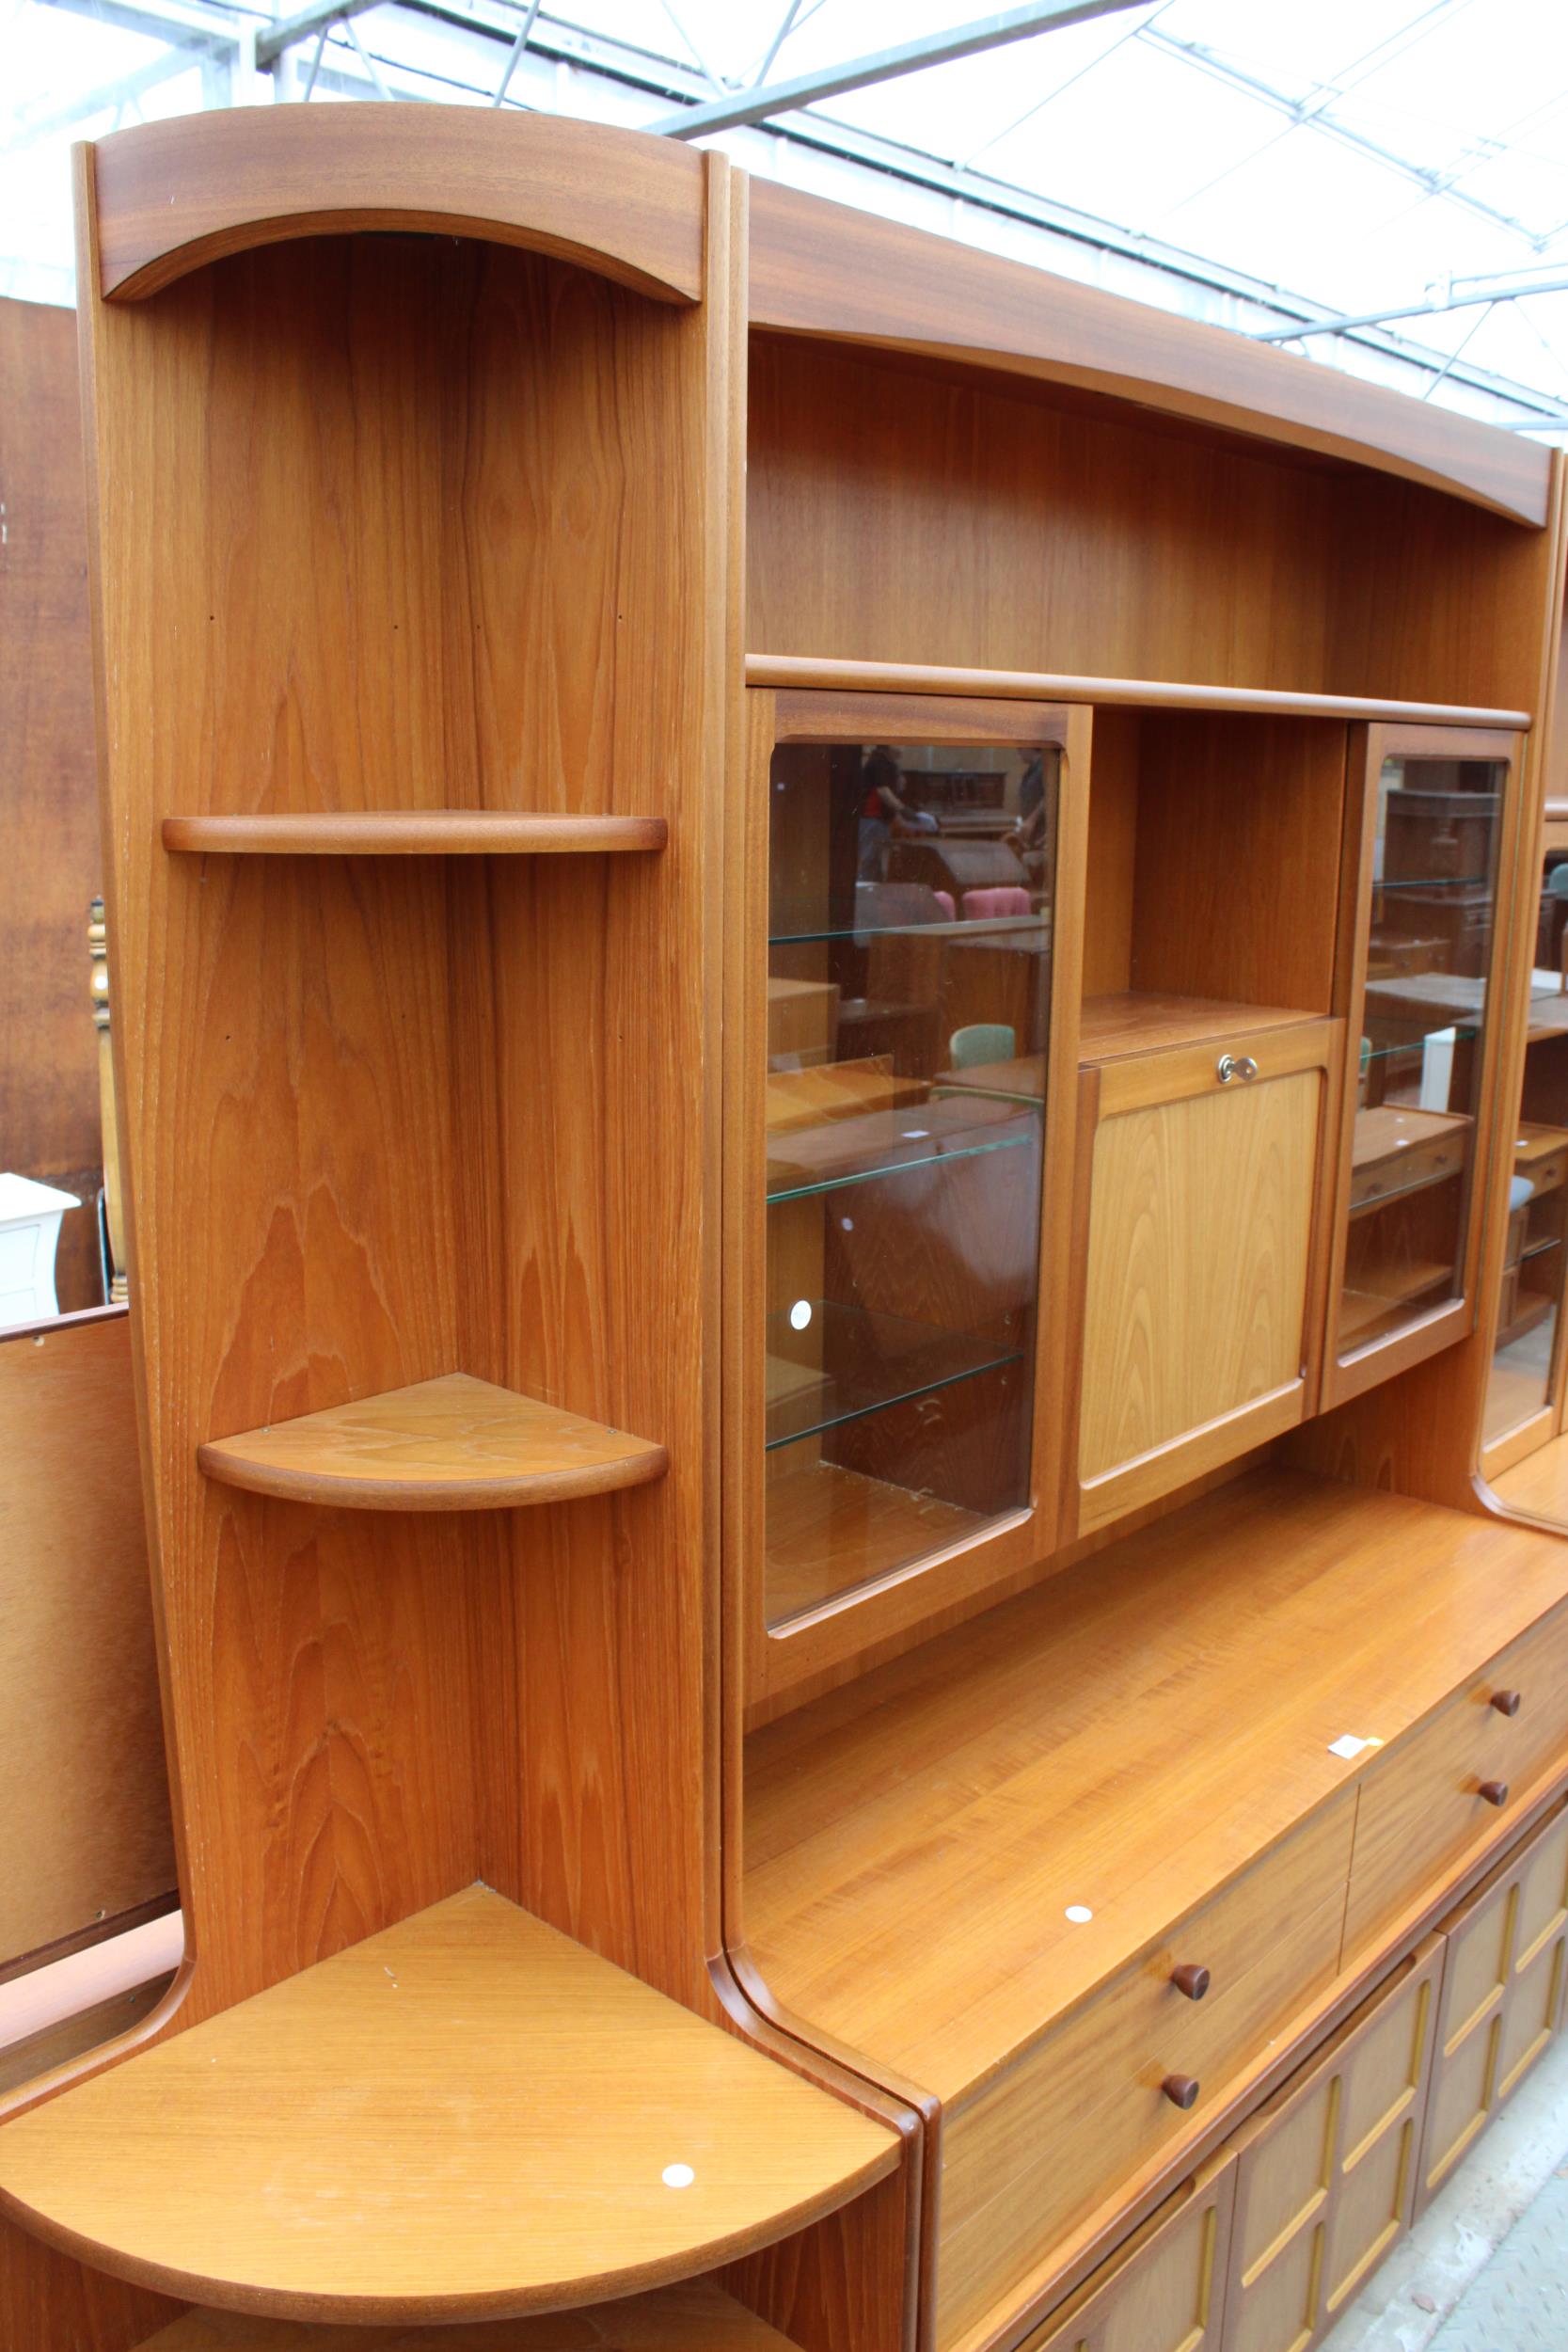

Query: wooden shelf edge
[197,1373,669,1511]
[746,655,1532,731]
[161,813,668,856]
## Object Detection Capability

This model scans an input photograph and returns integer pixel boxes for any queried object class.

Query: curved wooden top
[0,1887,898,2322]
[197,1374,669,1510]
[88,108,705,303]
[748,179,1552,527]
[161,812,669,856]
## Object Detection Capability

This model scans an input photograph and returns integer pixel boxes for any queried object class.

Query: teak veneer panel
[1078,995,1319,1063]
[743,1470,1568,2106]
[1078,1065,1320,1486]
[90,108,705,302]
[747,180,1551,524]
[76,165,736,2015]
[161,813,668,855]
[135,2278,803,2348]
[197,1373,668,1509]
[0,1888,896,2322]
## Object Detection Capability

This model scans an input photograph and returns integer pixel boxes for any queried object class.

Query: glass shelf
[769,909,1047,948]
[1360,1025,1481,1064]
[766,1098,1039,1205]
[766,1301,1025,1451]
[1372,876,1491,894]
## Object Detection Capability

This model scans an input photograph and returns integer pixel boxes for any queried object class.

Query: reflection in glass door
[1339,747,1506,1361]
[764,735,1055,1628]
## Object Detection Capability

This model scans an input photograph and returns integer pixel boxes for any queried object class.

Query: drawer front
[1223,1940,1442,2352]
[1343,1611,1568,1959]
[936,1794,1355,2349]
[1485,1603,1568,1791]
[1019,2153,1234,2352]
[1523,1148,1568,1199]
[1343,1690,1506,1957]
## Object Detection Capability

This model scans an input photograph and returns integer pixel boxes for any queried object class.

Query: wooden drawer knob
[1478,1779,1510,1807]
[1170,1963,1211,2001]
[1161,2074,1200,2110]
[1491,1690,1522,1717]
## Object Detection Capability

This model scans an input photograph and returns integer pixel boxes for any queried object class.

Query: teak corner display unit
[6,97,1568,2352]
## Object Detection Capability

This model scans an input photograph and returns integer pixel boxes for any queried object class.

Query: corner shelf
[197,1372,668,1511]
[161,812,667,856]
[0,1887,896,2324]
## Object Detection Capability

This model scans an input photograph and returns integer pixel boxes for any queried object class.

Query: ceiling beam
[643,0,1149,139]
[1255,269,1568,343]
[257,0,386,68]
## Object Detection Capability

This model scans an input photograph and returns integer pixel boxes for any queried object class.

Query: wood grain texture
[1342,1598,1568,1957]
[71,132,736,2042]
[91,109,705,303]
[0,1312,175,1969]
[1079,995,1317,1063]
[0,1888,896,2323]
[933,1800,1354,2347]
[1129,714,1348,1018]
[1077,1065,1322,1493]
[747,180,1550,524]
[748,657,1531,730]
[0,2211,181,2352]
[134,2278,806,2348]
[162,813,668,855]
[743,1470,1568,2108]
[0,296,104,1313]
[197,1373,668,1510]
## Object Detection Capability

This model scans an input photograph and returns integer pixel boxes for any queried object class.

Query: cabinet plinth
[196,1373,668,1510]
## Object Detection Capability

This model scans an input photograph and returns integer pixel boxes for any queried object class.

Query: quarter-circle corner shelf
[0,1887,897,2325]
[161,812,668,856]
[197,1372,668,1510]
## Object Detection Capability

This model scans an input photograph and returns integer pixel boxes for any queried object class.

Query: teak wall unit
[5,101,1568,2352]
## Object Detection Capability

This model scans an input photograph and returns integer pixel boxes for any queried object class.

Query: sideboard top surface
[744,1468,1568,2103]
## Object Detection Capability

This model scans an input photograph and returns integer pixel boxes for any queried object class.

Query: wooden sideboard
[3,102,1566,2352]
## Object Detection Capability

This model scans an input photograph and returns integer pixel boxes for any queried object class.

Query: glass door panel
[1340,749,1505,1360]
[764,736,1055,1627]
